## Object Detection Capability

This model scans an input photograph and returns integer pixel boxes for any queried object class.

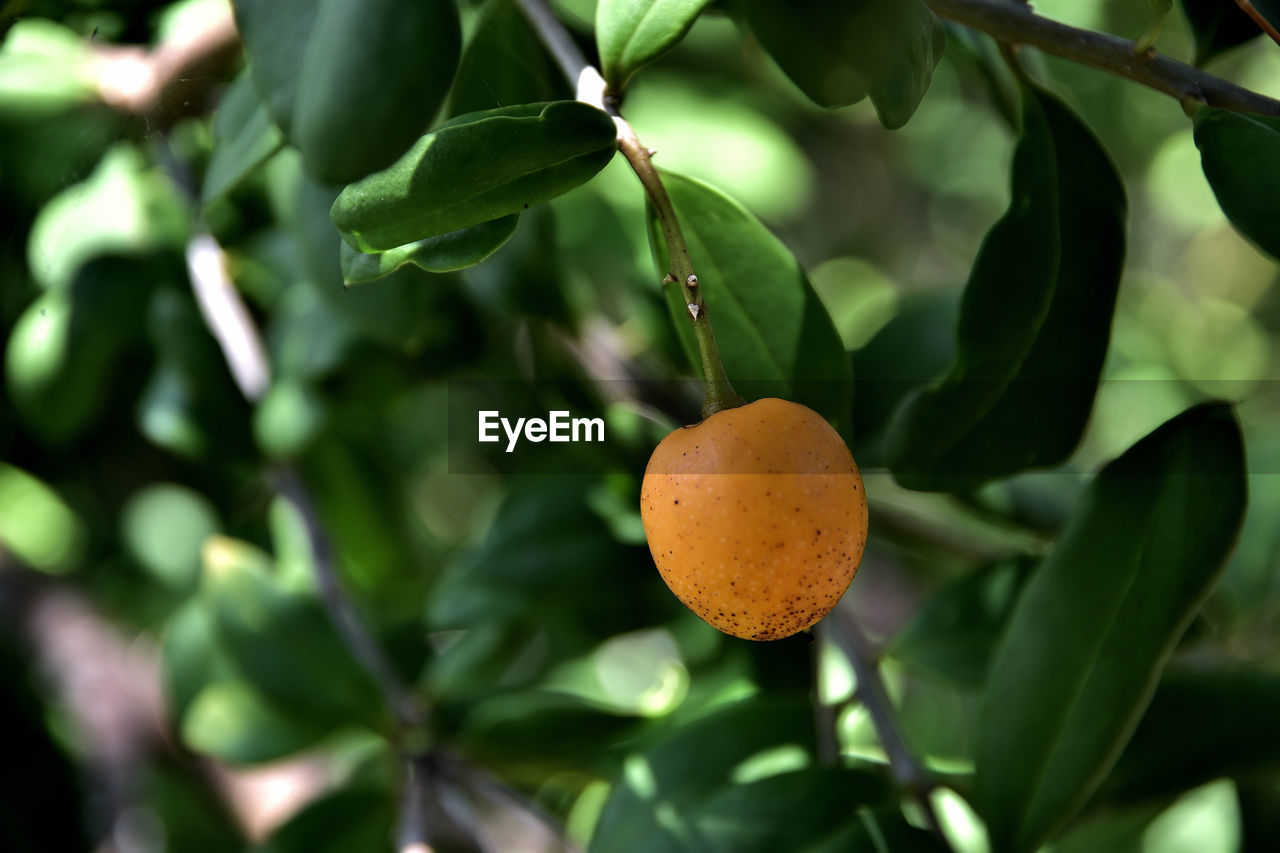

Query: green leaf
[0,461,85,574]
[200,535,387,732]
[121,483,221,592]
[589,695,899,852]
[233,0,461,183]
[339,215,519,284]
[182,680,333,764]
[331,101,617,252]
[446,0,570,117]
[1100,666,1280,803]
[596,0,713,91]
[1194,107,1280,261]
[203,71,285,205]
[1178,0,1262,65]
[974,403,1247,853]
[647,172,851,426]
[253,788,394,853]
[0,18,96,122]
[889,559,1032,689]
[162,600,230,724]
[885,85,1126,493]
[735,0,944,128]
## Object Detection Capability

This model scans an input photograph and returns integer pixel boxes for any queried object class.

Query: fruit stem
[511,0,745,421]
[614,120,745,419]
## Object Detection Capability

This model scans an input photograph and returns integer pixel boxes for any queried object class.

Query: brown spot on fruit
[639,398,868,642]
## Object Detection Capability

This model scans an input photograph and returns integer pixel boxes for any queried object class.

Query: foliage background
[1,0,1279,851]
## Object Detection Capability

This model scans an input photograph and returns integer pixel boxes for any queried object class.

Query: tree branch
[512,0,743,418]
[821,608,953,850]
[1235,0,1280,47]
[927,0,1280,115]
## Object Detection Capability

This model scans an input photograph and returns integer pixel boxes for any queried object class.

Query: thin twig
[928,0,1280,114]
[821,608,953,850]
[1235,0,1280,47]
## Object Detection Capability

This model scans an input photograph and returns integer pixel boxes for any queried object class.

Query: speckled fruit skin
[640,398,868,641]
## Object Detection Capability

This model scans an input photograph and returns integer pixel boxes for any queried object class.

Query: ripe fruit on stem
[640,398,868,641]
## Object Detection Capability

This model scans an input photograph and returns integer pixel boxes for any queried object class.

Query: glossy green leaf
[1194,107,1280,261]
[1100,666,1280,803]
[331,101,617,251]
[1177,0,1260,64]
[200,535,386,732]
[885,85,1126,493]
[589,695,898,852]
[889,559,1032,689]
[253,788,394,853]
[339,215,519,284]
[647,172,851,426]
[203,71,285,205]
[974,403,1247,853]
[234,0,461,183]
[446,0,569,117]
[735,0,944,128]
[182,680,333,764]
[596,0,713,90]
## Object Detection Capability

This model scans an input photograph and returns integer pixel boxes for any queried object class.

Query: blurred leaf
[121,483,221,592]
[27,144,188,291]
[331,101,617,252]
[234,0,461,183]
[885,85,1126,493]
[0,18,95,121]
[735,0,944,128]
[889,559,1032,689]
[648,171,851,426]
[200,535,387,732]
[339,215,519,284]
[1100,666,1280,802]
[447,0,569,117]
[163,599,230,723]
[1178,0,1262,64]
[140,760,245,853]
[596,0,713,90]
[0,461,84,573]
[974,403,1247,853]
[457,691,641,772]
[590,695,900,852]
[253,788,394,853]
[253,378,328,459]
[203,71,285,205]
[1194,107,1280,261]
[182,679,334,764]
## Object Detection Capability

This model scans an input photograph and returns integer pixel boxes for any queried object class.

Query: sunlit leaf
[331,101,617,251]
[596,0,713,90]
[0,461,85,574]
[339,215,519,284]
[974,403,1247,853]
[182,680,333,764]
[885,84,1126,492]
[647,171,851,427]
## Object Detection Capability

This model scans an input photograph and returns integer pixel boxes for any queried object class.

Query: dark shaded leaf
[253,788,395,853]
[974,403,1247,853]
[234,0,461,183]
[596,0,713,91]
[735,0,944,128]
[1194,107,1280,261]
[1100,666,1280,802]
[1178,0,1261,64]
[340,215,519,284]
[181,679,335,764]
[885,85,1126,493]
[890,559,1033,689]
[647,172,851,427]
[331,101,617,251]
[203,72,284,205]
[447,0,569,117]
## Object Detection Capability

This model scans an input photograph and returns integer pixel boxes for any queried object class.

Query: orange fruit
[640,397,868,641]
